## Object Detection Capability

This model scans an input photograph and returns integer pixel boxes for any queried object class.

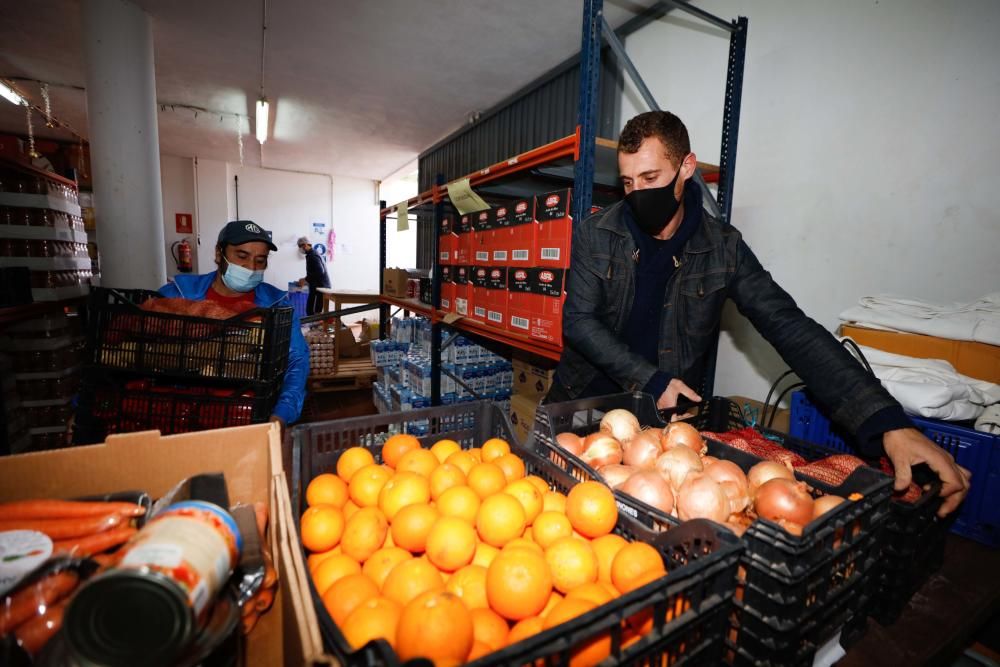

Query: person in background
[297,236,330,315]
[159,220,309,427]
[550,110,970,516]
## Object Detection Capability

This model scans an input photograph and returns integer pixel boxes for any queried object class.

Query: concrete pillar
[81,0,167,289]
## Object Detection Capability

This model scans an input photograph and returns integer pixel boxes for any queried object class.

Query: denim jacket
[556,200,898,436]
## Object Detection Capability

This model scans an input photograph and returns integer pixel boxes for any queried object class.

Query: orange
[378,471,431,520]
[312,553,362,596]
[543,597,610,666]
[566,581,615,607]
[383,530,396,548]
[307,548,338,574]
[471,541,500,569]
[494,453,526,482]
[349,464,392,507]
[477,493,527,548]
[542,491,567,514]
[466,462,508,499]
[532,511,573,549]
[382,557,445,606]
[426,516,477,572]
[395,448,439,478]
[525,475,551,494]
[481,437,511,462]
[343,500,361,520]
[306,473,350,508]
[467,447,483,462]
[504,479,544,524]
[429,463,467,500]
[390,503,439,553]
[506,616,544,646]
[336,447,376,483]
[396,590,474,664]
[446,564,489,610]
[381,433,420,469]
[340,596,402,650]
[470,607,509,650]
[541,590,564,616]
[486,549,553,621]
[300,505,344,553]
[468,640,493,661]
[545,537,599,593]
[362,546,412,589]
[591,534,628,585]
[321,572,379,625]
[445,450,477,476]
[565,481,617,539]
[341,507,389,562]
[503,537,543,554]
[610,542,666,594]
[622,568,667,636]
[436,485,480,524]
[430,438,462,463]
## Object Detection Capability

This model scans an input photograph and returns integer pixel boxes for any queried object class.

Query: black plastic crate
[86,287,293,384]
[532,392,893,664]
[290,400,743,667]
[74,373,278,442]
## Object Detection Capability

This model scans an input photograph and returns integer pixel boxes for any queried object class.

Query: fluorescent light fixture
[255,98,269,144]
[0,80,26,106]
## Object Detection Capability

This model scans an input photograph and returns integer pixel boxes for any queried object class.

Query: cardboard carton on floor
[0,423,328,666]
[509,393,541,445]
[382,268,410,298]
[512,357,556,400]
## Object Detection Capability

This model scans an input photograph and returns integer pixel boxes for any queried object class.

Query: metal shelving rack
[378,0,748,405]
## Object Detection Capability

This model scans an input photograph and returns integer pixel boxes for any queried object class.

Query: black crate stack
[74,287,293,443]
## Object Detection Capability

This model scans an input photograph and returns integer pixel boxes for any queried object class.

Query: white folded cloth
[839,293,1000,346]
[842,341,1000,423]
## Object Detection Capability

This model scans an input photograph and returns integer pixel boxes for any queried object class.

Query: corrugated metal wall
[415,50,623,269]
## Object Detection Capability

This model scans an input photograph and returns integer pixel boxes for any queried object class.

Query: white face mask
[221,260,264,293]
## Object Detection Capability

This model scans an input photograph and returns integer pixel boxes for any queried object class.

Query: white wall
[193,158,229,273]
[621,0,1000,401]
[379,167,419,270]
[159,154,198,278]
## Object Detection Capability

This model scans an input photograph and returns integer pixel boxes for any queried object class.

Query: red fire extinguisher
[171,238,193,273]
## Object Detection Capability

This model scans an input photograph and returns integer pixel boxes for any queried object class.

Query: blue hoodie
[159,271,309,424]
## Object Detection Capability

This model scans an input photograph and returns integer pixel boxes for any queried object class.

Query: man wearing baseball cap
[158,220,309,427]
[296,235,330,315]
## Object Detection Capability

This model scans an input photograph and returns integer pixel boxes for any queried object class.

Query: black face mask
[624,167,682,236]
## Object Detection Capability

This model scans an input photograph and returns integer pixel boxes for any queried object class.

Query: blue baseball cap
[218,220,277,251]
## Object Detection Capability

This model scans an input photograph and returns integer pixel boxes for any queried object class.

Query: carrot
[0,571,79,635]
[53,527,137,557]
[13,598,68,656]
[254,587,274,613]
[0,499,146,521]
[0,512,124,540]
[241,609,259,635]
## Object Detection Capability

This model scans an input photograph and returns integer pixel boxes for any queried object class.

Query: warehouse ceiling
[0,0,644,181]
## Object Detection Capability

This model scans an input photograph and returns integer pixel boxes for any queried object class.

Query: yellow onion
[704,460,750,514]
[581,433,624,468]
[701,455,720,467]
[754,478,815,527]
[747,460,794,499]
[655,445,703,491]
[676,473,730,523]
[555,432,585,457]
[622,429,662,469]
[600,409,641,443]
[660,422,706,454]
[598,464,636,489]
[811,494,846,520]
[620,470,674,515]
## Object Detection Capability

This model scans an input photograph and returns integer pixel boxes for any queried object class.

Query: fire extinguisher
[171,238,193,273]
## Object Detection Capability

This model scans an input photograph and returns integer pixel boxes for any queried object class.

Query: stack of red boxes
[439,264,455,312]
[469,265,490,324]
[453,265,471,317]
[438,213,457,266]
[484,267,508,328]
[492,196,535,269]
[472,209,493,266]
[455,214,473,265]
[534,188,572,268]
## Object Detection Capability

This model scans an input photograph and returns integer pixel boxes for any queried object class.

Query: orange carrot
[13,598,68,656]
[0,512,124,540]
[241,610,259,635]
[53,527,137,557]
[254,587,275,613]
[0,499,145,521]
[0,571,79,635]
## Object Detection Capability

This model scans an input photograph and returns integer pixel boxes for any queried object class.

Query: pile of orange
[301,434,669,666]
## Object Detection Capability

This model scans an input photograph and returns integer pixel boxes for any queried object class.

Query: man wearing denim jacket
[550,111,969,516]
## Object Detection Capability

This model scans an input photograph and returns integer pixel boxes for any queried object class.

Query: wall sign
[175,213,193,234]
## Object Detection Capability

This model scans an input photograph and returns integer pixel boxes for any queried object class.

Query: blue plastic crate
[790,391,999,548]
[286,286,308,319]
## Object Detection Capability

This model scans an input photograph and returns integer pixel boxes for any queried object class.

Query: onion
[623,430,662,469]
[619,470,674,515]
[725,520,747,537]
[600,409,641,443]
[555,432,585,457]
[719,480,750,515]
[700,456,720,468]
[747,461,794,498]
[660,422,706,454]
[655,446,703,491]
[676,474,730,523]
[581,433,624,468]
[754,478,815,527]
[811,494,846,520]
[598,464,636,489]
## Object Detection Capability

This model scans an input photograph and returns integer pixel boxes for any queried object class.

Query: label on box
[439,251,450,261]
[455,266,469,285]
[439,214,453,236]
[458,214,473,234]
[531,268,564,296]
[534,189,571,222]
[440,265,453,283]
[455,297,468,316]
[492,250,508,262]
[510,314,530,331]
[487,267,507,290]
[474,209,494,231]
[475,250,490,262]
[512,198,534,226]
[471,266,490,288]
[494,204,511,227]
[507,268,531,293]
[512,249,530,262]
[488,309,504,324]
[473,305,487,318]
[539,247,561,262]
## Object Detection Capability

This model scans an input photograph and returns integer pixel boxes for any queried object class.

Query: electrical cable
[762,369,796,427]
[841,337,875,375]
[769,382,805,428]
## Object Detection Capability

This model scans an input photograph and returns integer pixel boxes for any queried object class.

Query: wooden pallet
[307,357,377,393]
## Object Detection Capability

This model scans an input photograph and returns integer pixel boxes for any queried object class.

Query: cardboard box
[472,209,493,265]
[469,265,491,324]
[484,267,509,329]
[508,267,565,345]
[840,324,1000,383]
[437,215,457,266]
[382,268,410,297]
[489,203,513,265]
[513,357,556,400]
[509,393,541,445]
[534,189,572,268]
[439,264,455,312]
[453,265,471,317]
[0,423,323,666]
[455,214,474,265]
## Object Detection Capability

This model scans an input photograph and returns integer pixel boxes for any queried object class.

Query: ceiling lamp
[255,97,269,144]
[0,80,26,106]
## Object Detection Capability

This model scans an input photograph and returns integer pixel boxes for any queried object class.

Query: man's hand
[655,379,702,420]
[883,427,971,517]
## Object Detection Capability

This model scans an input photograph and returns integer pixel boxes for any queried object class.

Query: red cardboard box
[455,214,474,265]
[507,268,533,336]
[469,265,491,324]
[534,189,572,269]
[438,214,457,266]
[492,196,535,268]
[439,264,456,312]
[489,203,512,266]
[485,267,509,329]
[453,265,471,317]
[506,267,565,345]
[472,209,493,266]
